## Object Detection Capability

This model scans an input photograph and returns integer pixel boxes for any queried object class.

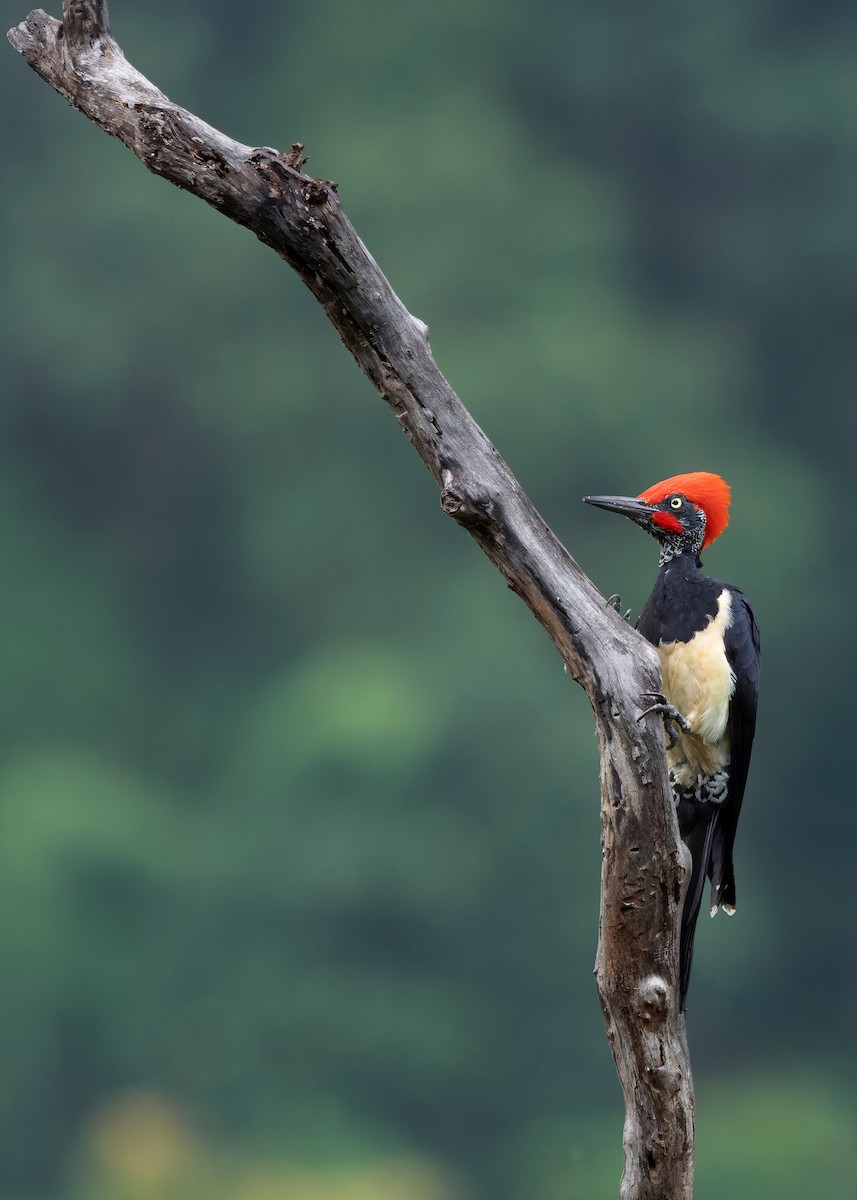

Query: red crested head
[638,472,731,549]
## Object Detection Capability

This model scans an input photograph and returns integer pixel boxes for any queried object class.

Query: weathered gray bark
[8,3,695,1195]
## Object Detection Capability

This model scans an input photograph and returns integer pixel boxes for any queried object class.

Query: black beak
[583,494,659,527]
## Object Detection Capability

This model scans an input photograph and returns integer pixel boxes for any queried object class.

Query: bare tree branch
[8,4,695,1195]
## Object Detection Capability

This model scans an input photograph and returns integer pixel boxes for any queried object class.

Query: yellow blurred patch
[78,1092,458,1200]
[85,1092,201,1190]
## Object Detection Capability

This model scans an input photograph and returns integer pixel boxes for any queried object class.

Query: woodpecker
[583,472,760,1010]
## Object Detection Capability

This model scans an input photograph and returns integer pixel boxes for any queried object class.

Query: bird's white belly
[659,589,736,782]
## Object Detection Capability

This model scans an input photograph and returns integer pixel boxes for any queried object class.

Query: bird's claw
[606,594,632,623]
[637,692,693,750]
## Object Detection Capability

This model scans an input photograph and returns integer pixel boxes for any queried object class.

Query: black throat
[658,527,705,567]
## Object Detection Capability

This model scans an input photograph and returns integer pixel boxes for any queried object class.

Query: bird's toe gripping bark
[606,594,632,623]
[637,692,692,750]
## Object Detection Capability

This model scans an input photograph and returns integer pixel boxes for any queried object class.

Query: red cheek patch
[651,511,683,535]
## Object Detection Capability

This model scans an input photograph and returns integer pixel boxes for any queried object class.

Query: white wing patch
[659,589,736,782]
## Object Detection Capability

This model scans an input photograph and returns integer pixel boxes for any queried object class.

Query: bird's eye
[670,497,683,509]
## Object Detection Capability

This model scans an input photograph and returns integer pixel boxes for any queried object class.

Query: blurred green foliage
[3,0,857,1196]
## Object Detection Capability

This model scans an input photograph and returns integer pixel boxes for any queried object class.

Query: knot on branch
[635,974,670,1030]
[440,468,495,526]
[252,152,338,208]
[303,178,332,206]
[284,142,308,171]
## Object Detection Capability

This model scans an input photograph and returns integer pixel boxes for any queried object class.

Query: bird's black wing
[710,586,760,911]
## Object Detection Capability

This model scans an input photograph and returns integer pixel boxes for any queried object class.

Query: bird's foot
[670,768,728,805]
[637,692,692,750]
[606,594,632,623]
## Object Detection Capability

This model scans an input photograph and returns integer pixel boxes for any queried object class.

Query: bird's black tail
[677,801,720,1010]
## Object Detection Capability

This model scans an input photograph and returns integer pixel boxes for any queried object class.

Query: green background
[2,1,855,1196]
